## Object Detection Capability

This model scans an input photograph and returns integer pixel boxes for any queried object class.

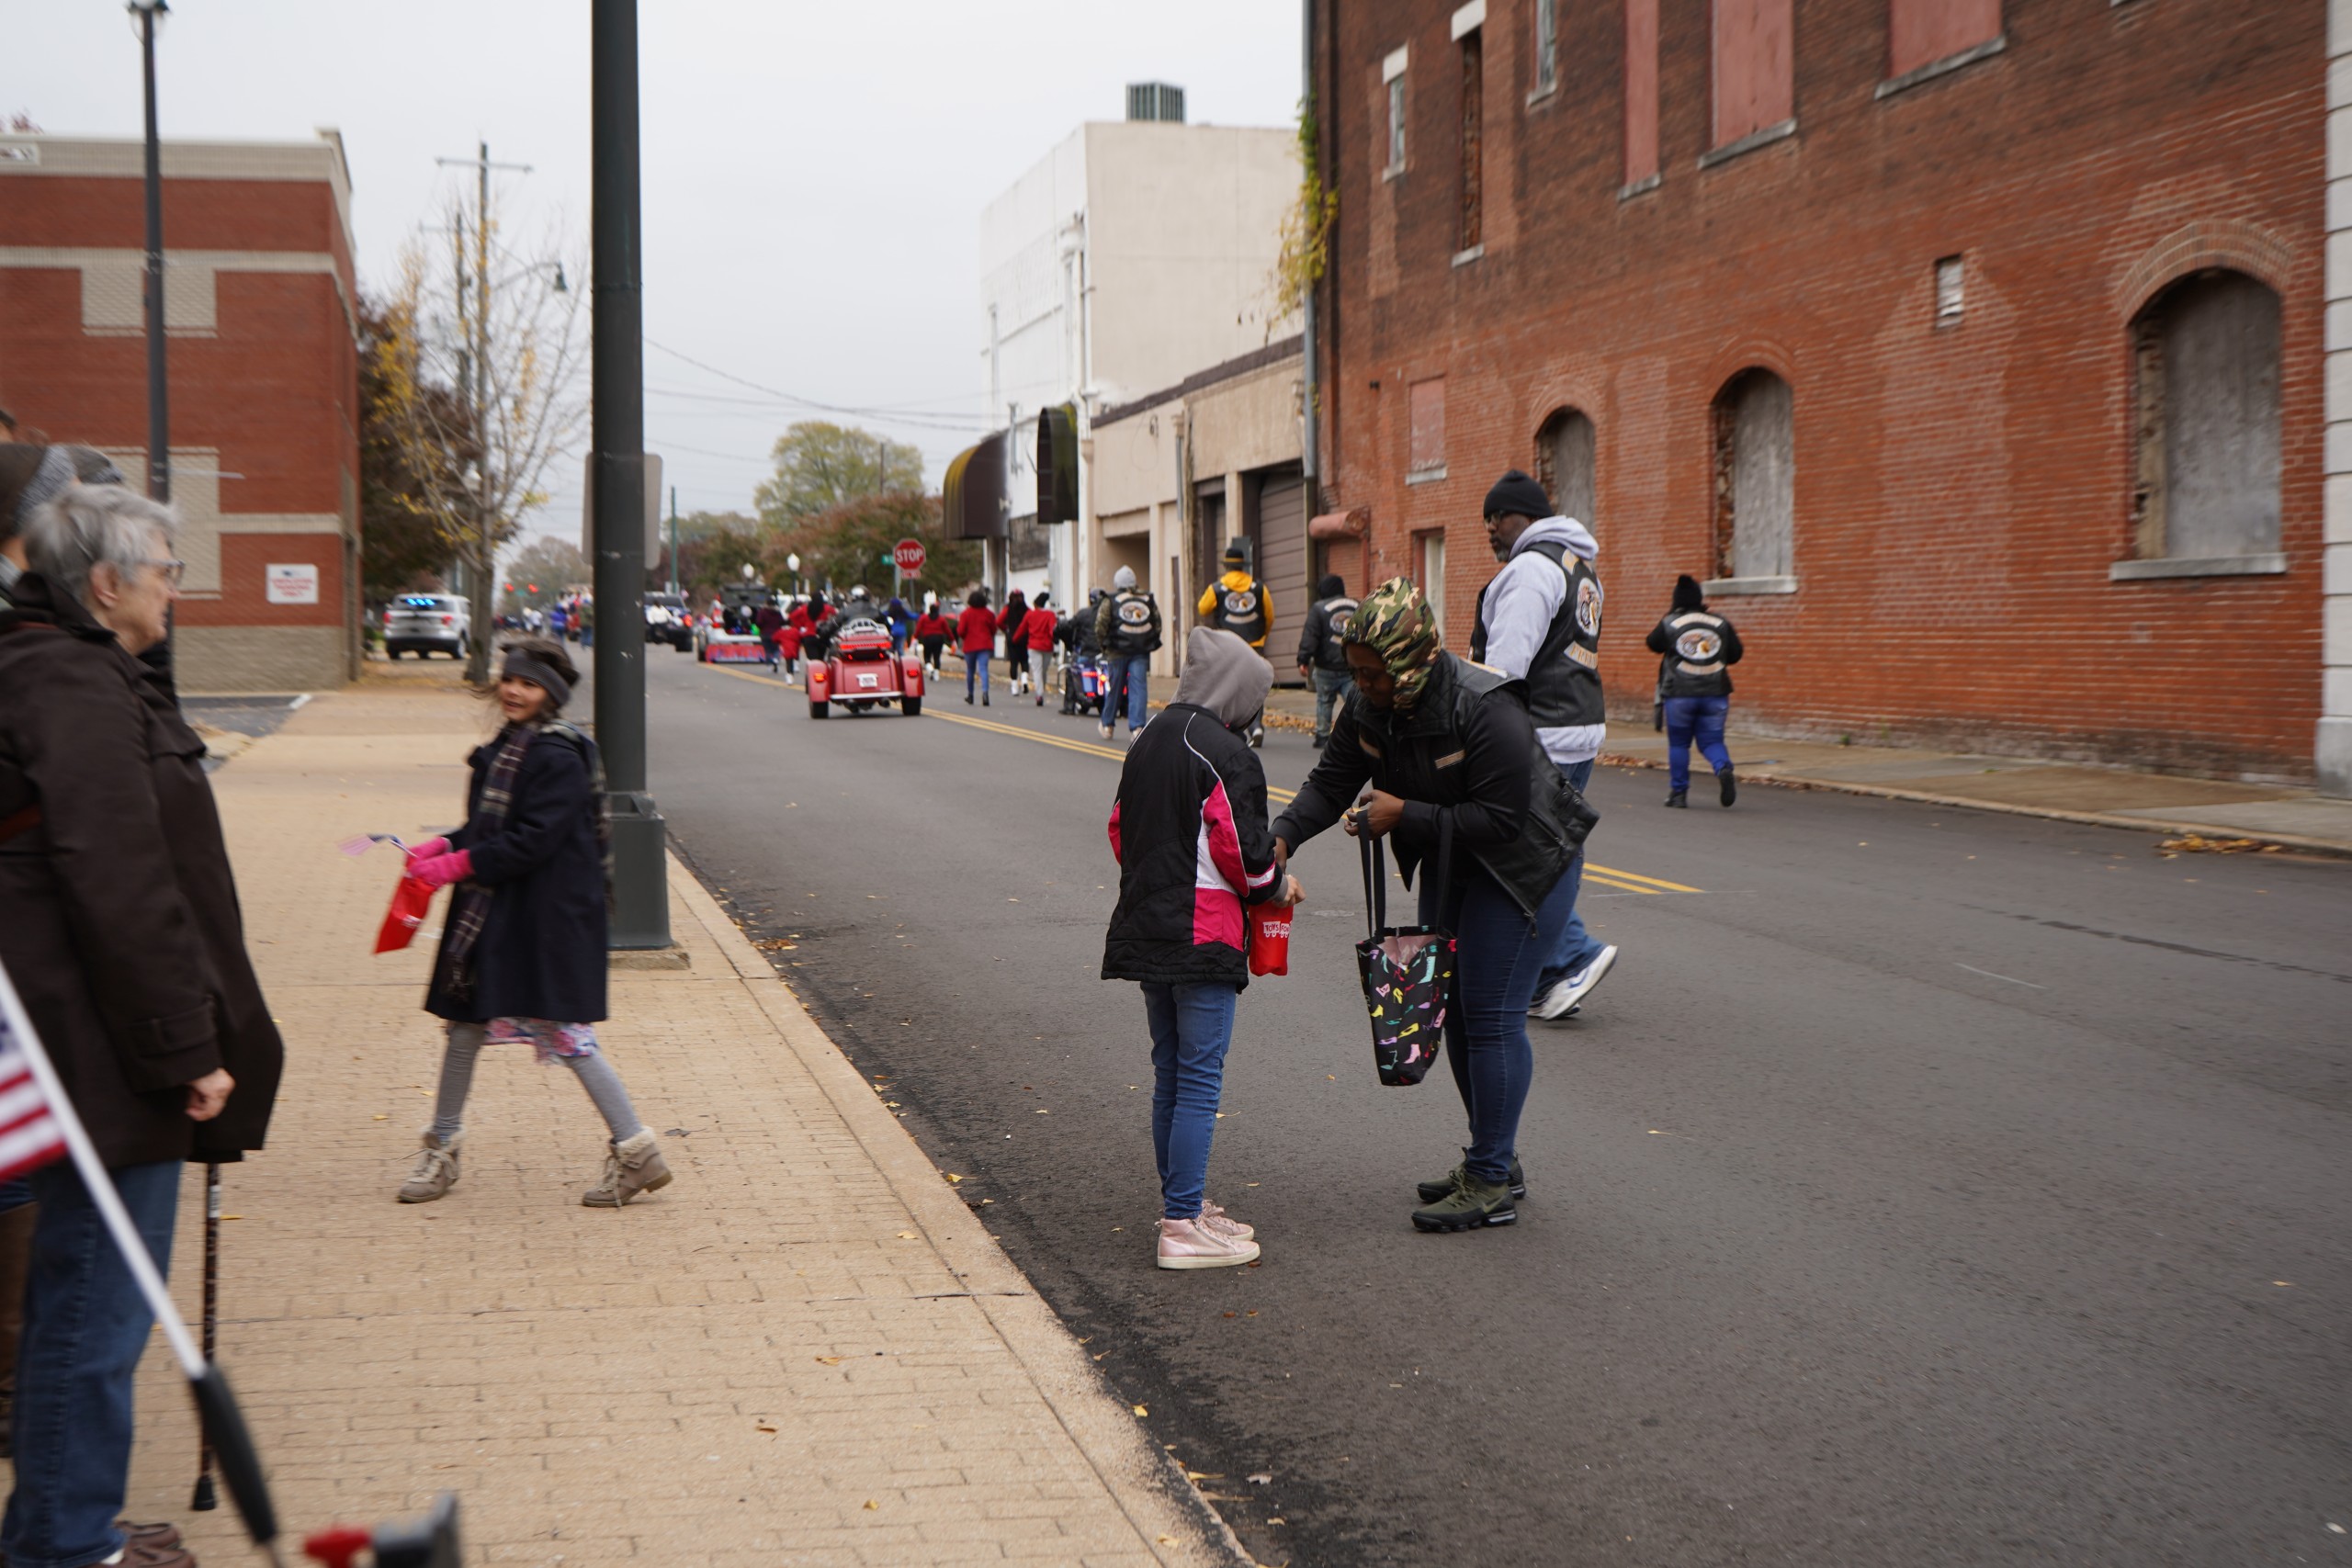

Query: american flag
[0,1014,65,1182]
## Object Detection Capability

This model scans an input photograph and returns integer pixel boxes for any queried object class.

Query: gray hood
[1512,514,1598,563]
[1173,626,1272,731]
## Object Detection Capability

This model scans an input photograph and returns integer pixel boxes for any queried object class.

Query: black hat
[1222,537,1248,567]
[1671,574,1705,611]
[1315,573,1345,599]
[1482,468,1552,523]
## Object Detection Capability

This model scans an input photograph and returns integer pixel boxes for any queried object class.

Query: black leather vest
[1211,576,1269,646]
[1471,540,1604,729]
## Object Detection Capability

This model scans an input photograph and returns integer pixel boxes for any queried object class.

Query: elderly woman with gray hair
[0,481,283,1568]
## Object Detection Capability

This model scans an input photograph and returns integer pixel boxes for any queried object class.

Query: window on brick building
[1534,409,1596,525]
[2130,270,2282,567]
[1385,47,1409,175]
[1888,0,2001,81]
[1712,0,1794,150]
[1624,0,1661,188]
[1457,24,1484,254]
[1713,370,1795,582]
[1533,0,1558,96]
[1408,377,1447,479]
[1419,529,1449,639]
[1935,255,1965,325]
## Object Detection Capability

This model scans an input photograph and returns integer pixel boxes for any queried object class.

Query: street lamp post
[591,0,667,950]
[130,0,169,503]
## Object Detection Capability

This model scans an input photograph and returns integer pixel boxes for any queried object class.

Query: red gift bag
[374,873,437,953]
[1248,904,1291,976]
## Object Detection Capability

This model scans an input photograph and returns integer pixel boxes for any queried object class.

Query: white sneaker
[1533,944,1618,1020]
[1157,1215,1261,1269]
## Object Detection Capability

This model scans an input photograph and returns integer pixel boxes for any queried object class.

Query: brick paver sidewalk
[112,677,1242,1567]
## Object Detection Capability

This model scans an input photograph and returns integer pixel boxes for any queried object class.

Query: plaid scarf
[432,719,610,1000]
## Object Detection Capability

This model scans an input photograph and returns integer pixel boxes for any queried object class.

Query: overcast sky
[8,1,1302,546]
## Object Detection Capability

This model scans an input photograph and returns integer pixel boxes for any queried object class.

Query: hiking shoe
[1664,789,1688,807]
[1199,1199,1255,1241]
[1157,1215,1260,1269]
[1417,1159,1526,1203]
[1718,766,1738,807]
[582,1129,673,1208]
[1411,1169,1518,1233]
[397,1131,461,1203]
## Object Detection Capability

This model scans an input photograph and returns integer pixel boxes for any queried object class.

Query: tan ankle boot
[582,1129,672,1207]
[398,1131,462,1203]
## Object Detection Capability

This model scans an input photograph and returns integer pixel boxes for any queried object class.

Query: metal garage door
[1251,464,1306,675]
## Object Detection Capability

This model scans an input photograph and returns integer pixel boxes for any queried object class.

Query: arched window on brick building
[2130,270,2282,567]
[1712,369,1794,583]
[1533,408,1596,526]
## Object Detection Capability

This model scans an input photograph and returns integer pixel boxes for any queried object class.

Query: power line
[644,339,989,430]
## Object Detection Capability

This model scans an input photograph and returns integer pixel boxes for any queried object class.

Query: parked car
[384,593,470,660]
[645,591,694,650]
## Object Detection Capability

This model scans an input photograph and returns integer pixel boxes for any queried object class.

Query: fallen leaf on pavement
[896,1231,918,1239]
[755,1423,776,1434]
[1133,1404,1148,1416]
[814,1356,842,1365]
[1248,1472,1273,1485]
[863,1500,878,1510]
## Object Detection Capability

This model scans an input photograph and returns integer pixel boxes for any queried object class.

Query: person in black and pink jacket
[1102,627,1301,1270]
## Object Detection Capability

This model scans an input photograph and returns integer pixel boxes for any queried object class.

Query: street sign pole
[591,0,668,950]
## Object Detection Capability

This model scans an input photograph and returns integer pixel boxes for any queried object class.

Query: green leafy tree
[770,491,976,604]
[753,422,925,526]
[499,536,591,616]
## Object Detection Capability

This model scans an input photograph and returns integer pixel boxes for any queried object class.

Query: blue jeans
[1106,654,1150,733]
[1532,759,1606,995]
[965,649,990,698]
[1421,864,1577,1184]
[1310,666,1349,739]
[4,1159,182,1568]
[1141,981,1238,1220]
[1664,695,1733,794]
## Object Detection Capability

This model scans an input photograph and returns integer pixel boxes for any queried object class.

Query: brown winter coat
[0,571,283,1168]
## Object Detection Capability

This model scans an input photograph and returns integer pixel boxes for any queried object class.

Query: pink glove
[408,849,472,889]
[408,836,451,861]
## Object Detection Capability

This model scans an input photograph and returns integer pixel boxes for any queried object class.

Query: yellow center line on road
[706,660,1701,892]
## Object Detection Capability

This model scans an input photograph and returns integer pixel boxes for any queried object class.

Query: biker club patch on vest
[1575,574,1603,637]
[1675,625,1724,664]
[1223,587,1261,620]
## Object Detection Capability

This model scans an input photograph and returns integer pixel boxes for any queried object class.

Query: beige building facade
[1088,338,1305,678]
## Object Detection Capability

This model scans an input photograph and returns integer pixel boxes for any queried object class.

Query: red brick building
[1310,0,2319,781]
[0,131,361,691]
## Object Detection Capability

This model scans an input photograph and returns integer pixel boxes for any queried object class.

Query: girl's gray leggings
[429,1021,645,1143]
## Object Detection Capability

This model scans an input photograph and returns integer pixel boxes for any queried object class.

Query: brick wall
[0,144,360,693]
[1316,0,2323,781]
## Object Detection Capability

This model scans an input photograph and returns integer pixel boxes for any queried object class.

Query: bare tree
[373,196,586,680]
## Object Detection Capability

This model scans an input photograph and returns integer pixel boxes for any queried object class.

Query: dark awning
[943,433,1008,540]
[1035,403,1079,526]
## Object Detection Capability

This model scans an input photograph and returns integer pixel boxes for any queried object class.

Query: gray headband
[14,446,74,526]
[500,650,572,708]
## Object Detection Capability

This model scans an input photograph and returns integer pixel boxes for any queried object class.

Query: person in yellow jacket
[1196,539,1271,747]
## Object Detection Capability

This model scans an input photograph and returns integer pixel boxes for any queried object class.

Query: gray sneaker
[582,1129,673,1208]
[398,1131,462,1203]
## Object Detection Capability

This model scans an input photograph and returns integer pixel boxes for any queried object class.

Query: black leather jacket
[1272,653,1594,919]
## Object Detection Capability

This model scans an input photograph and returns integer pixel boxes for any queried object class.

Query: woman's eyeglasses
[142,558,187,587]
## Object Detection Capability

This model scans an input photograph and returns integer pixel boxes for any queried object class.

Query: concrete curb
[665,855,1255,1568]
[1597,752,2352,859]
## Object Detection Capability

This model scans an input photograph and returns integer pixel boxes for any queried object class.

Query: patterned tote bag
[1353,815,1456,1087]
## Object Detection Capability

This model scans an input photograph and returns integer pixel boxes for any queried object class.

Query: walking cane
[190,1161,220,1510]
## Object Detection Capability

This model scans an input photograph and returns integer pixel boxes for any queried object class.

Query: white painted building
[975,94,1298,612]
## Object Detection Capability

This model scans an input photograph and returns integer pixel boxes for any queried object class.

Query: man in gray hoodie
[1468,469,1619,1021]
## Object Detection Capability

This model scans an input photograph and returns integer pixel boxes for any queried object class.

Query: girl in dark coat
[401,637,673,1208]
[998,589,1029,694]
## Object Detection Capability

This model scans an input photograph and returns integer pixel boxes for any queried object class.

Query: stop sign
[892,538,927,574]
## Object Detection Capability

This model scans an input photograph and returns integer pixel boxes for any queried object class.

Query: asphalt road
[639,647,2350,1568]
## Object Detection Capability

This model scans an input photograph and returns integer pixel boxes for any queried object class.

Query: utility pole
[593,0,668,950]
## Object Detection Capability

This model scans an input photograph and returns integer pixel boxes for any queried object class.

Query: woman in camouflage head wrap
[1342,576,1443,712]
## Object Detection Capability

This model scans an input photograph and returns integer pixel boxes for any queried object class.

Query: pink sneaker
[1199,1200,1254,1241]
[1157,1215,1261,1270]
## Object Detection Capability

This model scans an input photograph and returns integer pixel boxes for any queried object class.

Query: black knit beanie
[1671,574,1705,612]
[1482,468,1552,523]
[1315,573,1345,600]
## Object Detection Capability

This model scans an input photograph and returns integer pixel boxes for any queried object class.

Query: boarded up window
[1459,28,1484,251]
[1534,0,1557,94]
[1419,530,1449,639]
[1534,409,1597,525]
[1889,0,2000,79]
[1625,0,1661,185]
[1409,378,1447,473]
[1712,0,1793,148]
[2132,271,2281,561]
[1713,370,1794,579]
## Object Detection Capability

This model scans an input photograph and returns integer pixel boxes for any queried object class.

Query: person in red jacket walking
[912,601,952,677]
[1020,591,1058,706]
[957,588,997,705]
